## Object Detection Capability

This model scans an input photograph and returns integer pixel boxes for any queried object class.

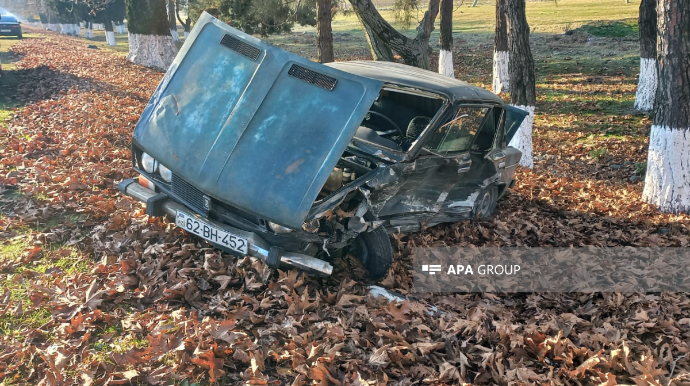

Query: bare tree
[642,0,690,213]
[506,0,536,169]
[492,0,509,93]
[438,0,454,77]
[634,0,657,111]
[348,0,440,69]
[316,0,334,63]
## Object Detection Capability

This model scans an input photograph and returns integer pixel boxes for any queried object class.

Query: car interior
[354,88,445,152]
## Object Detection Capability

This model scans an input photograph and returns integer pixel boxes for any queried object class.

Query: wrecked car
[119,12,528,279]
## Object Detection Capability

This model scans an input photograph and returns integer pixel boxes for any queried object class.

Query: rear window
[0,15,18,22]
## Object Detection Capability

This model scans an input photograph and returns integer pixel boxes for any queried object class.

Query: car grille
[172,174,210,214]
[219,34,261,61]
[288,64,337,91]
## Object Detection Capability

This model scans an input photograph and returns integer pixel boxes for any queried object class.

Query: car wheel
[352,214,393,280]
[475,186,498,218]
[17,33,22,39]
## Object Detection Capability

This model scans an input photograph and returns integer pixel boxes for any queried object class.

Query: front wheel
[352,216,393,280]
[475,186,498,218]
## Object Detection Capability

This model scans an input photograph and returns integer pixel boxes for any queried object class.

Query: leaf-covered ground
[1,27,690,385]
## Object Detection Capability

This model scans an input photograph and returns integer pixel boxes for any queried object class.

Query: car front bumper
[118,178,333,276]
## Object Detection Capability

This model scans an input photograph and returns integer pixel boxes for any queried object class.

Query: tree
[316,0,333,63]
[642,0,690,213]
[175,0,192,38]
[126,0,178,70]
[438,0,453,77]
[91,0,125,45]
[349,0,440,69]
[168,0,180,41]
[492,0,508,94]
[506,0,535,169]
[634,0,657,112]
[46,0,80,35]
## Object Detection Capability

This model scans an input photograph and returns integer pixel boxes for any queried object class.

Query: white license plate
[0,30,11,32]
[176,211,248,255]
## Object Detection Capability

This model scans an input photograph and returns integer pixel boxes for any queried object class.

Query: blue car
[119,13,527,279]
[0,14,22,38]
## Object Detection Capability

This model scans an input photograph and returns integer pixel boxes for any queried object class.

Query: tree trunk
[348,0,440,69]
[168,0,180,41]
[105,20,116,46]
[492,0,509,94]
[438,0,454,77]
[316,0,334,63]
[354,12,394,62]
[642,0,690,213]
[634,0,657,111]
[126,0,178,70]
[175,3,192,38]
[472,0,479,6]
[506,0,536,169]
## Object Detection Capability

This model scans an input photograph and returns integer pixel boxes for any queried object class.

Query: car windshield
[354,88,445,152]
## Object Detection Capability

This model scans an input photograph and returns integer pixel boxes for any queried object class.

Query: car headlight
[268,222,293,234]
[159,164,173,182]
[141,152,158,174]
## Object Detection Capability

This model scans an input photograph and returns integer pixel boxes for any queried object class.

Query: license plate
[176,211,248,255]
[0,30,11,32]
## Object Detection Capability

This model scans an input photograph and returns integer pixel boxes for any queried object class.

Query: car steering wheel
[366,111,404,139]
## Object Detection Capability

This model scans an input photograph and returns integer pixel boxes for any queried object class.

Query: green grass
[0,35,34,126]
[576,18,639,38]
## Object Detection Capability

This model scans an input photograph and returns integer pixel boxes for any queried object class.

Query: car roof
[327,60,503,104]
[0,15,17,21]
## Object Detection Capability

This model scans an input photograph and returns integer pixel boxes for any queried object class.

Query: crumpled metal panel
[132,12,383,229]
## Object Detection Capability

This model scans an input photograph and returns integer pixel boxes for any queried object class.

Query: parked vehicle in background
[0,14,22,38]
[119,13,528,280]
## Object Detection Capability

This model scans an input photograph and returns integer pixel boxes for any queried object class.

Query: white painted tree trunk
[438,49,454,78]
[127,33,178,71]
[642,126,690,213]
[634,58,657,112]
[184,31,190,39]
[170,29,180,42]
[492,51,509,94]
[508,105,535,169]
[105,31,117,46]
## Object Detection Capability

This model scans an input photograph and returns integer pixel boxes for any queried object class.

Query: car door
[373,104,492,230]
[430,104,507,222]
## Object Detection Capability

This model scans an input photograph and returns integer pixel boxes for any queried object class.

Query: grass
[0,34,41,125]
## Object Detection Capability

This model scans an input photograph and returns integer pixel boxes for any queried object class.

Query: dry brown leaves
[0,30,689,385]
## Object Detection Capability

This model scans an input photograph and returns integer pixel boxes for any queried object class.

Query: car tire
[17,33,22,39]
[352,214,393,280]
[475,186,498,218]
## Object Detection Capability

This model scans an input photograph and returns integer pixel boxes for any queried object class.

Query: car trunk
[132,13,383,230]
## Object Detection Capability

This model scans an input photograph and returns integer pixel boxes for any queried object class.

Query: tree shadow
[11,65,148,108]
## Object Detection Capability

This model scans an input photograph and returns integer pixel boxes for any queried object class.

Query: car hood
[133,13,383,229]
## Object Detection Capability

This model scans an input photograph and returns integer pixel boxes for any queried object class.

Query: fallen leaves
[0,28,689,386]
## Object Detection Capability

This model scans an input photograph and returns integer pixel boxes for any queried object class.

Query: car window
[471,108,499,152]
[423,106,489,156]
[0,16,17,22]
